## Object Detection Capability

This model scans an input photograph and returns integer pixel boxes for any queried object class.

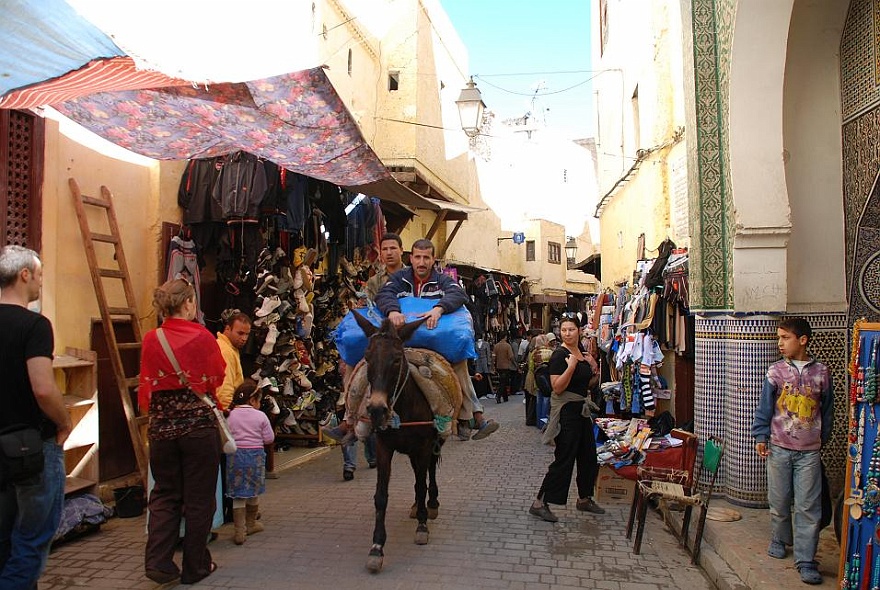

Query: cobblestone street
[41,396,714,590]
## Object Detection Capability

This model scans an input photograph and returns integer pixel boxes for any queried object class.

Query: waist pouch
[0,424,45,488]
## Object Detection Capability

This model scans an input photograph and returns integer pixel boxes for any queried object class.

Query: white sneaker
[261,324,279,355]
[256,295,282,318]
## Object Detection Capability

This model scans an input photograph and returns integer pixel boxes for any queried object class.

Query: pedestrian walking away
[139,278,227,585]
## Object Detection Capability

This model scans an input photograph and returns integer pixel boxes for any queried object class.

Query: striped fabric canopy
[0,57,190,110]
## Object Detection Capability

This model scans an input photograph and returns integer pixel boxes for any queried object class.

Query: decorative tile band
[689,0,735,311]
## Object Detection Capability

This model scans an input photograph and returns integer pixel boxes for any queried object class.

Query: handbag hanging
[0,423,45,488]
[155,328,237,454]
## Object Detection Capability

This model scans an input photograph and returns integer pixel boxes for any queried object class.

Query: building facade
[594,0,863,505]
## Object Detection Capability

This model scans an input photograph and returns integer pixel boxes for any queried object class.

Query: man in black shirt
[0,245,71,589]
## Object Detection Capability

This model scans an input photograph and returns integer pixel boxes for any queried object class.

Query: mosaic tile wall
[841,0,880,122]
[840,0,880,509]
[842,0,880,321]
[803,313,849,498]
[694,317,728,492]
[688,0,736,312]
[695,315,777,507]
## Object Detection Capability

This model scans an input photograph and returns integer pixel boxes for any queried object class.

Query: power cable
[474,73,601,97]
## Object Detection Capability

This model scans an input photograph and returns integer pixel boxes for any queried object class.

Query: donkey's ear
[397,316,428,343]
[352,310,378,338]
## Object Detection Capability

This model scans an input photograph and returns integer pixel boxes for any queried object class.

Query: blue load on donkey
[334,297,477,366]
[333,297,477,439]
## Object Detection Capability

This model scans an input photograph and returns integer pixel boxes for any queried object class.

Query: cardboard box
[595,465,636,503]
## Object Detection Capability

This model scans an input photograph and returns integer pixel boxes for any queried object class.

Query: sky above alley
[441,0,594,140]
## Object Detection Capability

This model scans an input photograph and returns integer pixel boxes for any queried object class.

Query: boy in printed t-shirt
[751,317,833,586]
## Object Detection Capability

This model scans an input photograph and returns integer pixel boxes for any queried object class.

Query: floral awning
[53,68,392,188]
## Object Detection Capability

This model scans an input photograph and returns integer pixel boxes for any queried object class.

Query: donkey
[352,312,444,573]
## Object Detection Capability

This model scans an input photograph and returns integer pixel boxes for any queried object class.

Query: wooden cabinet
[53,347,98,496]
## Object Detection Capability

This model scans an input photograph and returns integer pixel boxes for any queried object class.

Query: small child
[751,317,833,585]
[226,380,275,545]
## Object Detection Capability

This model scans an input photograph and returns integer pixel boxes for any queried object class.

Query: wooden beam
[390,171,418,183]
[438,220,463,258]
[425,210,448,240]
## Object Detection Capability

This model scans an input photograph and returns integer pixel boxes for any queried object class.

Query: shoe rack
[276,417,323,445]
[53,347,99,496]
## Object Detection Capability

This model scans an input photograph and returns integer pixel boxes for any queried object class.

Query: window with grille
[548,242,561,265]
[1,109,44,250]
[526,240,535,261]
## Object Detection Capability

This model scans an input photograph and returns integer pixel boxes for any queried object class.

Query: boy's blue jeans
[0,441,66,590]
[766,443,822,567]
[343,433,377,472]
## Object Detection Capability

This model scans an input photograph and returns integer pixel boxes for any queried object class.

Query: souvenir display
[841,320,880,584]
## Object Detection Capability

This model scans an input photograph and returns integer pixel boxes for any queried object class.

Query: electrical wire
[474,73,600,97]
[477,69,600,77]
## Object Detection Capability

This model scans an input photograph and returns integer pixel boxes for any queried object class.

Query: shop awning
[48,68,396,188]
[346,179,440,211]
[420,197,485,222]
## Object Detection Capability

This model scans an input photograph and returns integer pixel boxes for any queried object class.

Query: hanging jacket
[211,151,268,219]
[178,157,223,224]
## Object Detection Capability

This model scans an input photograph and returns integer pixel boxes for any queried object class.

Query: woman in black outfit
[529,316,604,522]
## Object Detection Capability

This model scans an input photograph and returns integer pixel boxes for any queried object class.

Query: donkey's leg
[427,449,440,520]
[409,454,430,545]
[367,442,392,573]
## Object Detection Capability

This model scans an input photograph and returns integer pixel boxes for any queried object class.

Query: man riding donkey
[324,236,499,444]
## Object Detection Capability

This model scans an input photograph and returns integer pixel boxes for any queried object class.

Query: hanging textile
[166,235,203,324]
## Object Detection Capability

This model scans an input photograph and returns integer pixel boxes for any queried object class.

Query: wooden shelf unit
[276,417,323,445]
[54,347,99,496]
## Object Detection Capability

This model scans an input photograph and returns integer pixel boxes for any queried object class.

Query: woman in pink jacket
[226,380,275,545]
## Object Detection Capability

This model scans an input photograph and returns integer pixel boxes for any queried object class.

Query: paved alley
[40,396,714,590]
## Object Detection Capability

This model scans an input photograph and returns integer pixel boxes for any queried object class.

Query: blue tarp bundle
[334,297,477,366]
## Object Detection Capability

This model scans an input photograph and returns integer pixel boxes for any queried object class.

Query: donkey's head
[352,312,427,430]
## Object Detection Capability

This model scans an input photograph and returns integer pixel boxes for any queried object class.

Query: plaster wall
[370,0,473,203]
[728,0,793,312]
[39,118,183,354]
[593,0,685,284]
[522,219,569,295]
[782,0,848,312]
[319,0,383,142]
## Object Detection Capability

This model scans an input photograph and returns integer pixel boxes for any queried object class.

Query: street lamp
[565,237,578,265]
[456,76,486,138]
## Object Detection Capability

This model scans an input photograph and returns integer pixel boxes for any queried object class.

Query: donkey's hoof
[415,525,429,545]
[427,505,439,520]
[409,503,418,519]
[366,547,384,573]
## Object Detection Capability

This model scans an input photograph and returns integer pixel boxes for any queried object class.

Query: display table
[610,430,698,482]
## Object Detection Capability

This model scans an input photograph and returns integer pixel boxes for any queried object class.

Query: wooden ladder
[68,178,149,486]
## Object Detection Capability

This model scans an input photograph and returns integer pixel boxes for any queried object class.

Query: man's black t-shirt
[0,303,56,437]
[547,346,593,397]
